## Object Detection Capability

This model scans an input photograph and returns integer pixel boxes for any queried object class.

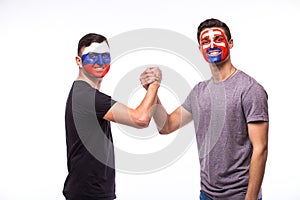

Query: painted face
[81,42,111,78]
[200,28,230,63]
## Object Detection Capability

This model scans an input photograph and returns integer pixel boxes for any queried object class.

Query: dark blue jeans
[200,191,262,200]
[200,192,212,200]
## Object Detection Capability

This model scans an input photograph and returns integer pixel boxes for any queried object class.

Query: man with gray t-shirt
[140,18,268,200]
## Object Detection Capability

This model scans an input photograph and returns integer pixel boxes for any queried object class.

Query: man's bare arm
[104,67,161,128]
[245,121,269,200]
[153,98,192,134]
[140,67,192,134]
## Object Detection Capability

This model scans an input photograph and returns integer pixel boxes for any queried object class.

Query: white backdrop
[0,0,300,199]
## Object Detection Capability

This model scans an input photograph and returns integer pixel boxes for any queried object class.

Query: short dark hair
[197,18,232,44]
[77,33,108,56]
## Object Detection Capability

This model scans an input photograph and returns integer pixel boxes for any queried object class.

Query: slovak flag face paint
[81,42,111,78]
[200,28,229,63]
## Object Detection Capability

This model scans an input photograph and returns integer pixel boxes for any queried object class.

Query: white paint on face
[201,29,226,49]
[82,42,110,55]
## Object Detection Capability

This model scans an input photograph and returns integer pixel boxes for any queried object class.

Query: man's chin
[209,58,221,64]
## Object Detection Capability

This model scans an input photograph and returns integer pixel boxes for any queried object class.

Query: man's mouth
[207,48,221,56]
[93,64,106,71]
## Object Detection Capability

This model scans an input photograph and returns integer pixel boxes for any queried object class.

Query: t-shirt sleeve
[242,82,269,123]
[182,84,198,113]
[95,91,117,118]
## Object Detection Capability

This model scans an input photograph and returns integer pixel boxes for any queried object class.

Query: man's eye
[215,37,225,43]
[102,53,109,58]
[89,54,97,59]
[201,40,209,45]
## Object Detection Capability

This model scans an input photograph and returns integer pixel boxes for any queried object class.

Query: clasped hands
[139,67,162,89]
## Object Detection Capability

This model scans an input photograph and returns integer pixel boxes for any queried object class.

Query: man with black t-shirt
[63,33,161,200]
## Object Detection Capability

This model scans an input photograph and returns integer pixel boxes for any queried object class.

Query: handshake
[139,67,162,89]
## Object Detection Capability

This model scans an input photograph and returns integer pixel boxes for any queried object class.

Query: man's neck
[209,59,236,83]
[77,72,102,90]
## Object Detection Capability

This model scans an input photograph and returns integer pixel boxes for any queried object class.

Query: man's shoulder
[73,80,111,96]
[234,70,267,98]
[234,70,263,87]
[236,70,254,82]
[193,79,211,89]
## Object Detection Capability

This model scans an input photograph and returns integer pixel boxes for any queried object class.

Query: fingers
[152,67,162,83]
[140,67,162,89]
[141,67,161,83]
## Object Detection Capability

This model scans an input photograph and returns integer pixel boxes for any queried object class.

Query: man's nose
[97,55,104,65]
[210,41,215,48]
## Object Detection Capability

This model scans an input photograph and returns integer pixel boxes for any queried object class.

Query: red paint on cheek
[83,64,111,78]
[220,44,229,61]
[99,65,110,78]
[201,46,210,62]
[200,30,212,62]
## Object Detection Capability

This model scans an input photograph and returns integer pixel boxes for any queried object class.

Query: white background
[1,0,300,199]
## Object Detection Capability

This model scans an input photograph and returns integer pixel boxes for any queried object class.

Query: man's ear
[228,39,234,49]
[75,56,82,68]
[198,45,202,52]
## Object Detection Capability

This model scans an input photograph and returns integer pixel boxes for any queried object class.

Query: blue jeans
[200,191,212,200]
[200,191,262,200]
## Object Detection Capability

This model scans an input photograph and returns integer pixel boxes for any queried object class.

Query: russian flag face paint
[200,28,229,63]
[81,42,111,78]
[82,52,111,66]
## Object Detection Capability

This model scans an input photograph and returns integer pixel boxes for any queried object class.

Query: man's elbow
[156,120,173,134]
[158,130,170,135]
[134,118,151,129]
[158,127,172,135]
[253,145,268,160]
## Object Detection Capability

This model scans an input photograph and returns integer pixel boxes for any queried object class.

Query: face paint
[82,42,110,55]
[81,42,111,78]
[200,28,230,63]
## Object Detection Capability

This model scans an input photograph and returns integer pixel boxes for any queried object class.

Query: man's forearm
[134,82,160,126]
[152,98,169,133]
[245,148,268,200]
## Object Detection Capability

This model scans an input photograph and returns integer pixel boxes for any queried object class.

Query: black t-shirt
[63,80,117,200]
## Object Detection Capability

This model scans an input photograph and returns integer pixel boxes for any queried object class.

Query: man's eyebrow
[214,35,224,39]
[201,37,210,41]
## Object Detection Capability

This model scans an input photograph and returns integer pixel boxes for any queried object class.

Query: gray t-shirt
[182,70,268,199]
